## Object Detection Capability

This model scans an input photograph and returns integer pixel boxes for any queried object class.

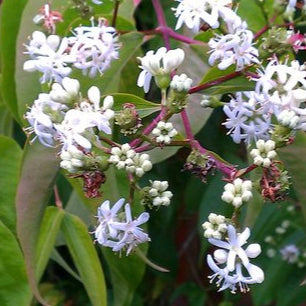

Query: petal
[237,227,250,246]
[226,249,236,272]
[246,263,264,283]
[208,238,230,250]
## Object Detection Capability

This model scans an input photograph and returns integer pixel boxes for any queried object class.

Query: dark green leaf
[36,207,65,282]
[0,220,31,306]
[111,93,160,117]
[61,213,107,306]
[0,136,22,233]
[0,0,28,123]
[16,141,59,305]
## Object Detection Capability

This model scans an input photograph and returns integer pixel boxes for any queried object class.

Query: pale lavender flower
[207,225,264,293]
[69,17,120,77]
[24,93,66,146]
[223,92,271,144]
[280,244,300,263]
[95,199,150,255]
[208,28,259,71]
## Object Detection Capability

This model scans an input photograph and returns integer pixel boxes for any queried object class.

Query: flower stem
[188,71,243,94]
[151,0,170,50]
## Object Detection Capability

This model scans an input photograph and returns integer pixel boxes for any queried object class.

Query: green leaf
[50,249,82,282]
[0,0,28,123]
[36,207,65,282]
[16,141,59,305]
[61,213,107,306]
[198,66,256,95]
[278,132,306,223]
[0,220,31,306]
[0,136,22,233]
[111,93,160,117]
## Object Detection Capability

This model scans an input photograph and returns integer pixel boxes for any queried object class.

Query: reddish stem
[180,110,194,140]
[188,70,243,94]
[151,0,170,50]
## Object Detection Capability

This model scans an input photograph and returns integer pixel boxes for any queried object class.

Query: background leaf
[61,213,107,306]
[0,220,31,306]
[0,136,22,234]
[0,0,28,122]
[16,141,59,305]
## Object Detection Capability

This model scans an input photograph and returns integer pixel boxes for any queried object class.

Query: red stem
[188,71,243,94]
[151,0,170,50]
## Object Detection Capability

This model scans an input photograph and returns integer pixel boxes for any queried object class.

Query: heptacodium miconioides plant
[21,0,306,299]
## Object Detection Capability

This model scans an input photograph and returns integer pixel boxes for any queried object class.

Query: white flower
[137,47,185,93]
[207,225,264,293]
[69,17,120,77]
[152,121,178,144]
[208,28,259,71]
[24,93,66,147]
[23,31,76,83]
[280,244,300,263]
[250,139,277,168]
[109,144,152,176]
[50,77,80,104]
[173,0,239,33]
[221,178,253,208]
[95,199,150,255]
[60,145,85,173]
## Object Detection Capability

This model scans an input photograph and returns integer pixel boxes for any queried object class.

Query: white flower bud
[103,96,114,110]
[245,243,261,258]
[213,249,228,264]
[88,86,101,106]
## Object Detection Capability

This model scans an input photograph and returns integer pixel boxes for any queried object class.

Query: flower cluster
[223,58,306,143]
[202,213,227,239]
[250,139,277,168]
[221,178,253,208]
[207,225,264,293]
[141,180,173,207]
[24,77,114,165]
[24,18,120,83]
[109,144,152,177]
[152,121,178,144]
[173,0,241,33]
[95,199,150,255]
[208,25,259,71]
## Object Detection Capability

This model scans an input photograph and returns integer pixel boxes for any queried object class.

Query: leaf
[198,66,256,95]
[16,141,59,305]
[0,136,22,233]
[35,207,65,282]
[278,132,306,222]
[0,220,32,306]
[61,213,107,306]
[0,0,28,123]
[111,93,160,117]
[50,249,82,282]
